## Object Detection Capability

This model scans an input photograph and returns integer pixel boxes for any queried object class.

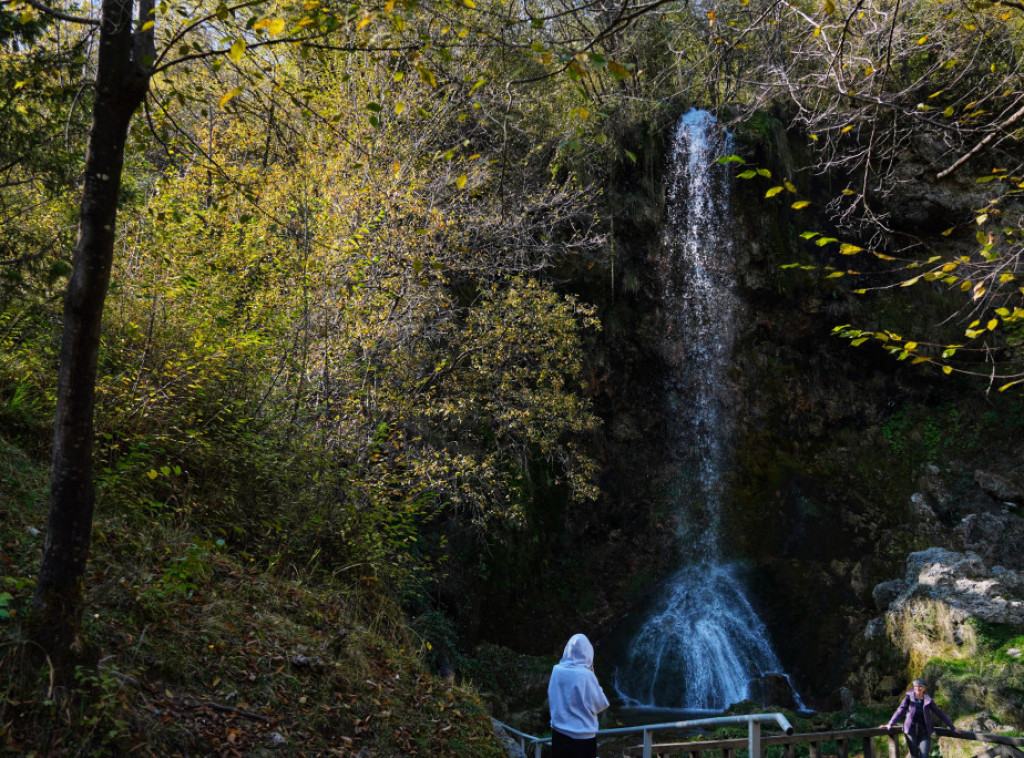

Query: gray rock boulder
[891,549,1024,626]
[955,511,1024,571]
[974,470,1024,505]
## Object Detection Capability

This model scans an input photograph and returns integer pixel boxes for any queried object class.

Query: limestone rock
[974,470,1024,505]
[910,492,938,521]
[919,464,954,511]
[747,673,798,709]
[864,617,886,640]
[871,549,1024,664]
[899,549,1024,625]
[955,511,1024,571]
[873,580,906,612]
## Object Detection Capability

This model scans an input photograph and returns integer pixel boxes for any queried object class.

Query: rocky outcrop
[861,548,1024,672]
[894,548,1024,626]
[955,511,1024,572]
[748,673,799,709]
[972,470,1024,506]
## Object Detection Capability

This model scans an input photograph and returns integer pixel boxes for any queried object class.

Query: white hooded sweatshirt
[548,633,610,739]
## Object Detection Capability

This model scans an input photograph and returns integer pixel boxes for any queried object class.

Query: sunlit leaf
[218,86,244,107]
[228,39,245,62]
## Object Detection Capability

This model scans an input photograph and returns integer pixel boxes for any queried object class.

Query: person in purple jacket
[881,679,960,758]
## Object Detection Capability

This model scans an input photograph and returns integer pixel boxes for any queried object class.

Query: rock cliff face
[471,112,1024,715]
[703,116,1024,710]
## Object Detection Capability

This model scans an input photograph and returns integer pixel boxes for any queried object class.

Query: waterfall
[613,109,799,712]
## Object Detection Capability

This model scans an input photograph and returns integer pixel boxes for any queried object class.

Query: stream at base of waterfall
[611,109,803,713]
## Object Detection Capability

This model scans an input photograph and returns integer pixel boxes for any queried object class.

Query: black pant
[551,727,597,758]
[905,726,931,758]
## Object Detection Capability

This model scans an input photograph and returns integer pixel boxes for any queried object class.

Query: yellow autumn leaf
[218,86,244,108]
[839,243,863,255]
[228,39,245,62]
[791,200,811,209]
[942,365,953,374]
[455,174,467,189]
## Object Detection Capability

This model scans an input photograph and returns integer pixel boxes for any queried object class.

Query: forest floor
[0,436,505,757]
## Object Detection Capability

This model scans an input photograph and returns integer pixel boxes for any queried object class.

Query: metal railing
[493,712,795,758]
[620,725,1024,758]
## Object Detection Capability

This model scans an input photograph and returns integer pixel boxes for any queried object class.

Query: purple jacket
[887,692,956,735]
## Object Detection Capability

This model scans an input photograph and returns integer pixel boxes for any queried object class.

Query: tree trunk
[28,0,150,672]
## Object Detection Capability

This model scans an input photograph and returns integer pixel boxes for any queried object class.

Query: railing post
[749,719,762,758]
[535,741,542,758]
[889,734,901,758]
[644,728,653,758]
[864,735,876,758]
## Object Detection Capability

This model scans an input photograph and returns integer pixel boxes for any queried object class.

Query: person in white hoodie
[548,633,610,758]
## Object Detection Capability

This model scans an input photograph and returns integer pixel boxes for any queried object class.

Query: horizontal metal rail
[494,712,794,758]
[622,725,1024,758]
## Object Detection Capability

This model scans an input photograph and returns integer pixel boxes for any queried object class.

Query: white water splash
[613,109,800,711]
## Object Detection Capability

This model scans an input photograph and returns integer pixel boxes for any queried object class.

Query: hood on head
[560,633,594,667]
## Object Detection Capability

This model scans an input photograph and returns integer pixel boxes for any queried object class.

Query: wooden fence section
[623,727,1024,758]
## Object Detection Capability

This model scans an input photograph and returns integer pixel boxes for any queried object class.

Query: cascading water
[613,109,799,712]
